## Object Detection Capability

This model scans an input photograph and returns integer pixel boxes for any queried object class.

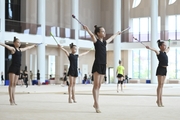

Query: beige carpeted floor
[0,84,180,120]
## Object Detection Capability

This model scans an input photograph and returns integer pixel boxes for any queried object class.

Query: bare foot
[160,102,164,107]
[68,99,72,103]
[156,101,161,107]
[9,99,13,105]
[93,104,101,113]
[13,101,17,105]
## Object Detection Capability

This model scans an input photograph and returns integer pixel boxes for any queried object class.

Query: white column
[72,0,80,83]
[0,0,5,85]
[72,0,79,50]
[113,0,121,83]
[160,0,168,40]
[32,55,37,80]
[151,0,158,84]
[37,0,46,82]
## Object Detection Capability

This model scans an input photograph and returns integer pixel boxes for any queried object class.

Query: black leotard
[157,51,168,67]
[67,53,78,77]
[11,47,22,67]
[94,39,107,64]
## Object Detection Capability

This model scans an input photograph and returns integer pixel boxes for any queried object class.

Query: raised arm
[0,42,15,53]
[79,50,91,57]
[20,44,36,52]
[106,31,121,44]
[58,45,69,57]
[83,25,97,43]
[146,46,159,55]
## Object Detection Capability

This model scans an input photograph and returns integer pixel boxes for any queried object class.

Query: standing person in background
[24,71,28,88]
[104,75,107,84]
[63,69,68,87]
[18,70,24,86]
[30,71,33,85]
[91,74,94,84]
[1,72,4,85]
[37,70,40,85]
[116,60,125,92]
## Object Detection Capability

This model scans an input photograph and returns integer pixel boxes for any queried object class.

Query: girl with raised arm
[83,25,121,113]
[0,37,37,105]
[145,39,170,107]
[58,43,90,103]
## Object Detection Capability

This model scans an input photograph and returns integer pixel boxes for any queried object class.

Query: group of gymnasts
[0,24,169,113]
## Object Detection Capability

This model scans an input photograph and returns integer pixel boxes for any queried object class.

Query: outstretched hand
[83,25,88,31]
[145,46,150,49]
[118,31,121,35]
[133,37,137,40]
[57,44,62,48]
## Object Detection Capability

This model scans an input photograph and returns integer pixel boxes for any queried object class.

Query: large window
[132,17,161,42]
[132,49,150,79]
[132,50,140,78]
[132,48,180,79]
[168,49,176,79]
[168,15,180,40]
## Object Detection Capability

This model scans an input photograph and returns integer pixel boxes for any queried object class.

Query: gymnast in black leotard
[0,37,36,105]
[83,25,121,113]
[145,39,170,107]
[58,43,90,103]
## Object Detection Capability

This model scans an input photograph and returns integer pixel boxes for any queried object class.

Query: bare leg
[121,77,124,92]
[117,83,119,92]
[120,84,123,92]
[92,72,103,113]
[68,76,73,103]
[12,75,19,105]
[8,73,15,105]
[160,76,165,107]
[117,78,120,92]
[156,76,163,107]
[72,77,76,103]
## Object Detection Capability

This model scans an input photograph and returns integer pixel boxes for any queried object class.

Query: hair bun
[94,25,97,28]
[157,39,161,43]
[69,43,73,48]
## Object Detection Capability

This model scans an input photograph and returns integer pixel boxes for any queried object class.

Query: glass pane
[132,50,140,78]
[140,49,149,79]
[133,18,140,41]
[140,17,148,41]
[177,15,180,40]
[148,50,151,79]
[168,16,176,40]
[168,48,176,79]
[177,49,180,79]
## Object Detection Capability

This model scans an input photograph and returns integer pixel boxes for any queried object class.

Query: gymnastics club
[72,15,84,26]
[133,37,146,47]
[121,27,131,33]
[168,39,171,47]
[50,32,59,45]
[36,43,42,46]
